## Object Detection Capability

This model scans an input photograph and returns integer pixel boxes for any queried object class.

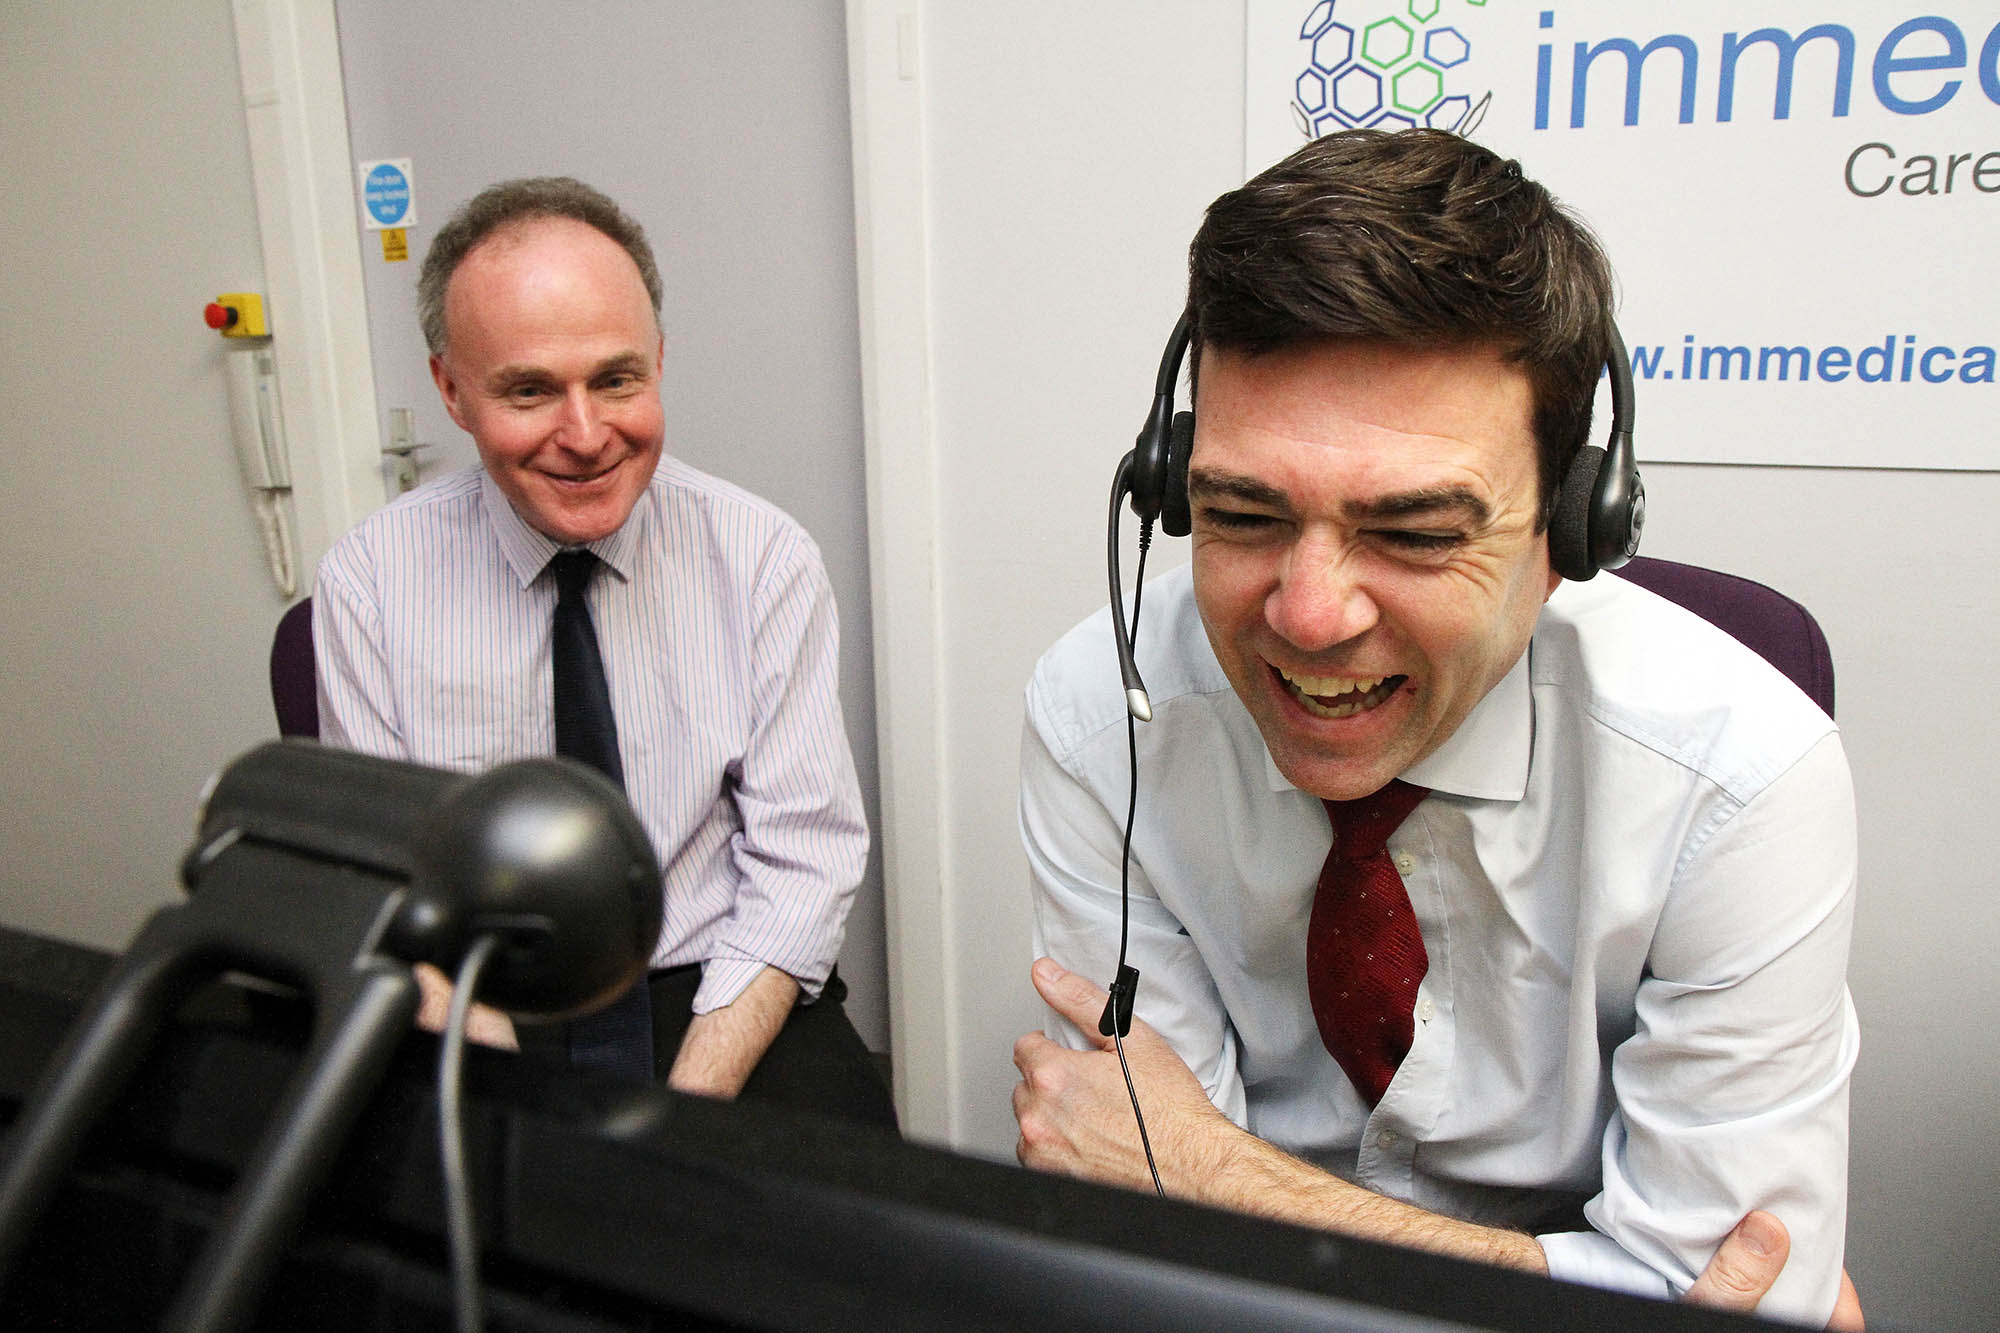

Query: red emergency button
[205,292,268,337]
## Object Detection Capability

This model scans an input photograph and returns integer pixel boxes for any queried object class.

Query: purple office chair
[270,597,318,738]
[266,563,1833,738]
[1615,556,1835,718]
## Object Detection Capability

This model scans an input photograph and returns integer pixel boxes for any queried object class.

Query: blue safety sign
[357,159,416,230]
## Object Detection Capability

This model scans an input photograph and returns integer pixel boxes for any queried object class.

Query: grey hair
[416,176,662,355]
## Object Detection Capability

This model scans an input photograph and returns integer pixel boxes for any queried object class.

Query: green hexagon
[1361,18,1413,70]
[1407,0,1440,21]
[1392,61,1444,114]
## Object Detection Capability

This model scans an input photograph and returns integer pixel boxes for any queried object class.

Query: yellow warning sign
[381,227,408,262]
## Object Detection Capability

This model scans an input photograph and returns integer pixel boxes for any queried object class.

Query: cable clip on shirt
[1099,964,1141,1038]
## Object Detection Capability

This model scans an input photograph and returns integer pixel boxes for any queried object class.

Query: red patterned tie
[1306,780,1431,1105]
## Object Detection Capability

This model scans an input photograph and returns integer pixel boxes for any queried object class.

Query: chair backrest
[270,597,318,738]
[268,566,1830,735]
[1615,556,1835,717]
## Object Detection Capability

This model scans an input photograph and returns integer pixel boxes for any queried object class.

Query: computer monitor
[0,924,1752,1332]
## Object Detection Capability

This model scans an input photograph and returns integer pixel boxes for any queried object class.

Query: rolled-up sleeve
[1552,731,1858,1326]
[697,533,867,1013]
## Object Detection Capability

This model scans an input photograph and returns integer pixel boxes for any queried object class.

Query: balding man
[315,178,893,1127]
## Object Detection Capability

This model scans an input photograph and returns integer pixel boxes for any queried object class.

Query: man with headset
[1011,131,1858,1326]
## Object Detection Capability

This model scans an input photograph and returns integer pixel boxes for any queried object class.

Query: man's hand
[1687,1211,1865,1330]
[1012,957,1237,1192]
[413,961,518,1050]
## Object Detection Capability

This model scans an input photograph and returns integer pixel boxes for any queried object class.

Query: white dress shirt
[315,461,868,1014]
[1022,563,1855,1325]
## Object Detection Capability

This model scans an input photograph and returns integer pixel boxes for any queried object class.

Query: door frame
[230,0,381,574]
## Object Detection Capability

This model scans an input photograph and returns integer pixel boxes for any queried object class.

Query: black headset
[1110,313,1644,720]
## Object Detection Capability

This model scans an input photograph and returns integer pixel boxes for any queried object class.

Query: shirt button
[1377,1130,1398,1149]
[1394,852,1416,874]
[1416,997,1436,1022]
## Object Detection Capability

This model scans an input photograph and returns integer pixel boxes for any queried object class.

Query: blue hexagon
[1333,66,1384,121]
[1407,0,1440,21]
[1310,22,1355,74]
[1295,69,1328,115]
[1298,0,1337,40]
[1361,18,1413,70]
[1311,110,1350,136]
[1369,109,1419,131]
[1425,28,1470,68]
[1426,93,1473,129]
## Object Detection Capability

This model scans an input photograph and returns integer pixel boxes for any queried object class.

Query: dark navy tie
[549,550,656,1080]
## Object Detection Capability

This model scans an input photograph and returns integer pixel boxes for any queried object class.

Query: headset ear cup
[1588,433,1644,573]
[1549,445,1603,582]
[1160,412,1195,537]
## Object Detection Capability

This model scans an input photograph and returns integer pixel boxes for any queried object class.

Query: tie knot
[1323,780,1430,860]
[549,549,599,599]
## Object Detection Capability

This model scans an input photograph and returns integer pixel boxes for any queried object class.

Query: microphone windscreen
[409,758,663,1019]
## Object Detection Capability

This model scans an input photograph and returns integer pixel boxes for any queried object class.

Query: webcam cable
[439,932,503,1333]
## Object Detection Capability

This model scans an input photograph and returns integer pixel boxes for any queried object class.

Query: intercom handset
[211,293,299,599]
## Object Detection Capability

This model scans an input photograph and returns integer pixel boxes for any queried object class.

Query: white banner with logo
[1245,1,1998,469]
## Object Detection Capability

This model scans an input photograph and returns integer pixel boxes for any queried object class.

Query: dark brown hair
[418,176,662,356]
[1188,129,1614,527]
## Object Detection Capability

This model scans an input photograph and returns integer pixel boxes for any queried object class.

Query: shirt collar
[1259,643,1534,804]
[480,469,650,589]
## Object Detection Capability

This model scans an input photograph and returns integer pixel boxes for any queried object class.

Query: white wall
[914,2,1237,1140]
[0,3,287,949]
[858,3,1998,1327]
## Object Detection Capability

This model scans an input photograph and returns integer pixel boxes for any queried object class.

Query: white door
[333,0,888,1052]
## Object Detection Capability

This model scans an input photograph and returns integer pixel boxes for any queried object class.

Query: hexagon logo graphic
[1288,0,1491,141]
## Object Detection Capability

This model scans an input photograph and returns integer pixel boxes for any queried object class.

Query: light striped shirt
[314,460,867,1013]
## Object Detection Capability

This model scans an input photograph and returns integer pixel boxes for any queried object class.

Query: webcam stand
[0,837,420,1331]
